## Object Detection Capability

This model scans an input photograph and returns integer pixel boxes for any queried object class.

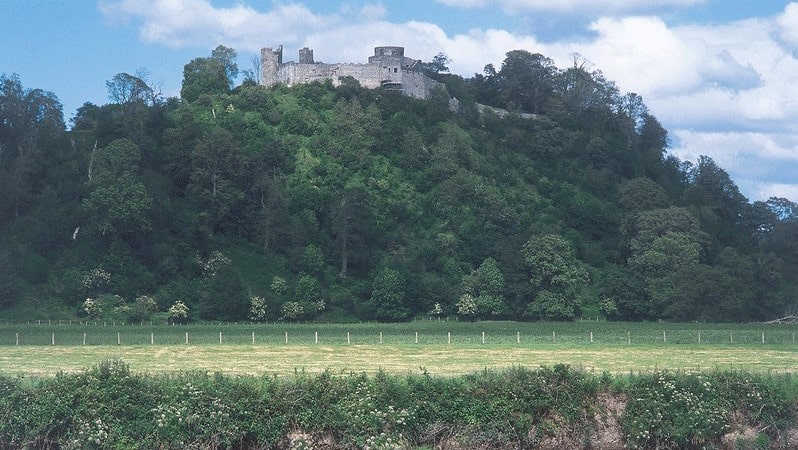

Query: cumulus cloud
[98,0,798,200]
[776,2,798,46]
[755,183,798,202]
[435,0,704,14]
[670,129,798,201]
[98,0,339,50]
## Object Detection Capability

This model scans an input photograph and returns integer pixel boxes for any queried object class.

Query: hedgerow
[0,361,795,449]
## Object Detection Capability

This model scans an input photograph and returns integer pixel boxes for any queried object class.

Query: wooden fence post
[447,332,451,345]
[252,332,255,345]
[219,331,223,344]
[185,332,189,344]
[590,331,594,343]
[415,331,418,344]
[347,332,350,345]
[117,332,121,346]
[285,331,288,344]
[51,333,55,346]
[315,331,318,344]
[516,331,520,344]
[482,331,485,344]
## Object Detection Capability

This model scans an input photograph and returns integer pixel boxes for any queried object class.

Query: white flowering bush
[339,379,415,449]
[112,303,131,318]
[456,293,477,317]
[622,372,727,449]
[280,301,304,321]
[151,378,242,447]
[135,295,158,312]
[167,301,189,324]
[82,298,102,318]
[81,267,111,294]
[65,417,109,449]
[127,295,159,322]
[200,251,230,278]
[249,296,268,321]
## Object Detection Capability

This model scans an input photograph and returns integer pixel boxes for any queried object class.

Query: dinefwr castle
[260,45,444,99]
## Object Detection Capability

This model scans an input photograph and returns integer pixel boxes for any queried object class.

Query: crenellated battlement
[259,45,443,100]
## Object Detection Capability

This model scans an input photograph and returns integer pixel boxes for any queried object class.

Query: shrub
[249,295,268,321]
[167,300,189,324]
[622,372,728,449]
[1,364,796,449]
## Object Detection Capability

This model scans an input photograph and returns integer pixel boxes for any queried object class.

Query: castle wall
[260,45,443,100]
[400,71,445,99]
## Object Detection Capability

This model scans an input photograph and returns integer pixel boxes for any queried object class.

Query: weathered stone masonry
[260,45,443,100]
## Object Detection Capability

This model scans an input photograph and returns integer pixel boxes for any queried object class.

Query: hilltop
[0,46,796,323]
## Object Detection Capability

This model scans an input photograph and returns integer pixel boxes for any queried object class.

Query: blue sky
[2,0,798,202]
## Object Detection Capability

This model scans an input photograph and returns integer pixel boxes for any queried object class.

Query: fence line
[6,329,798,347]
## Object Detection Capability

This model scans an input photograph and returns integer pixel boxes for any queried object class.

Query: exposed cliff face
[260,45,444,99]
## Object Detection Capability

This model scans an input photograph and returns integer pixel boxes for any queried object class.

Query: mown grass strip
[2,345,797,376]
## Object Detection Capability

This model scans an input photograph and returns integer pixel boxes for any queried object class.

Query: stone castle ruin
[260,45,443,99]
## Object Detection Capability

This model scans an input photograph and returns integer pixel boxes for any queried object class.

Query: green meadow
[1,321,797,376]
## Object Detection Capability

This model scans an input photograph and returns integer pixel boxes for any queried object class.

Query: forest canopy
[1,47,796,323]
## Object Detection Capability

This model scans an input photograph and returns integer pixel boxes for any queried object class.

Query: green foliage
[522,235,588,319]
[622,372,727,449]
[370,268,409,322]
[2,47,797,324]
[620,371,796,450]
[180,57,229,102]
[524,290,578,320]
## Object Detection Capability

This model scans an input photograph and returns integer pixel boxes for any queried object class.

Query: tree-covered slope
[1,48,796,323]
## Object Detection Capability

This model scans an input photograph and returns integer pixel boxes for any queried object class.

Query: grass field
[1,321,797,376]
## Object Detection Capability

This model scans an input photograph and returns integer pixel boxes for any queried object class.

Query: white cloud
[358,3,388,21]
[776,2,798,46]
[98,0,798,200]
[670,129,798,201]
[755,183,798,202]
[98,0,338,50]
[435,0,703,14]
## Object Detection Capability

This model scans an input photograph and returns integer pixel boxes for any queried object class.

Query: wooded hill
[1,47,796,323]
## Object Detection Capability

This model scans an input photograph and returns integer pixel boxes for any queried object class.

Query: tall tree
[82,138,153,238]
[188,128,248,233]
[498,50,557,114]
[0,74,65,221]
[211,45,239,89]
[369,267,408,321]
[521,234,589,320]
[181,58,229,102]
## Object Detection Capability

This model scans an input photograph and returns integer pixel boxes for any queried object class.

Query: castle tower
[369,46,405,65]
[298,47,314,64]
[260,45,283,87]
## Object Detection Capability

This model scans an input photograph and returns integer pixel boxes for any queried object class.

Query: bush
[0,365,796,449]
